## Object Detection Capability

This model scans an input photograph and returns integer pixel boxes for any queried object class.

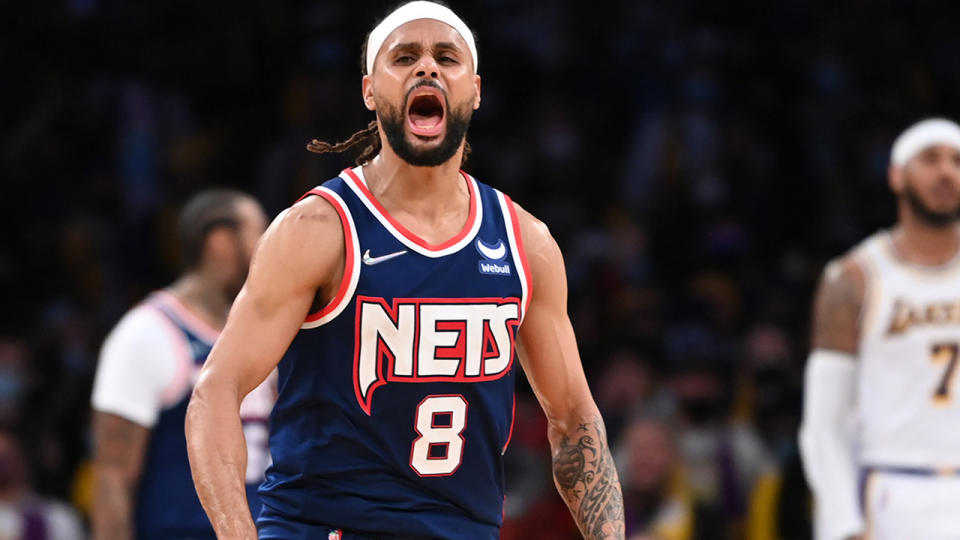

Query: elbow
[544,399,603,443]
[184,370,233,442]
[184,384,204,444]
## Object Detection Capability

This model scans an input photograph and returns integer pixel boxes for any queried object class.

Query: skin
[361,18,482,243]
[185,18,623,540]
[810,143,960,540]
[91,196,266,540]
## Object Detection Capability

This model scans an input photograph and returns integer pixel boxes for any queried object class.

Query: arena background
[3,1,960,538]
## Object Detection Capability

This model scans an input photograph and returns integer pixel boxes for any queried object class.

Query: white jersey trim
[340,166,483,258]
[301,187,361,329]
[881,228,960,275]
[853,246,880,353]
[498,191,530,322]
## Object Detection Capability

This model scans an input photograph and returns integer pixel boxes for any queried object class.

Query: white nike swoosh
[362,249,408,266]
[476,239,507,260]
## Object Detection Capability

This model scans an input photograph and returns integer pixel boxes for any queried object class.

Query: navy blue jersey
[258,167,531,539]
[135,293,269,540]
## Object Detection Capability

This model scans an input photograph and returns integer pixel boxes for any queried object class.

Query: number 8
[410,395,468,476]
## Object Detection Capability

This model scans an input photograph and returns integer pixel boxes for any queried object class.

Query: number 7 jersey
[852,230,960,469]
[257,167,531,539]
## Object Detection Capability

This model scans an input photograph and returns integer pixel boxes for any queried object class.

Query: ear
[472,74,482,110]
[888,163,903,194]
[362,74,376,111]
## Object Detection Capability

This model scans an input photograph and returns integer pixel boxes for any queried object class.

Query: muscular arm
[810,258,864,353]
[185,196,344,539]
[513,204,625,540]
[91,412,149,540]
[799,257,866,540]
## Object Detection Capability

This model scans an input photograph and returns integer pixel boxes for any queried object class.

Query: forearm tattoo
[553,419,625,539]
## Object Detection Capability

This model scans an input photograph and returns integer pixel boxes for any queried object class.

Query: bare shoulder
[817,253,866,310]
[509,200,570,315]
[273,194,345,243]
[248,193,346,295]
[811,251,866,353]
[511,201,561,265]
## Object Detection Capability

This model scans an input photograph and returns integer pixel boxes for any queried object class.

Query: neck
[892,210,960,266]
[362,142,467,215]
[168,272,231,330]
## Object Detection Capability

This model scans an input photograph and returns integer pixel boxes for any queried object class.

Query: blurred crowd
[3,1,960,538]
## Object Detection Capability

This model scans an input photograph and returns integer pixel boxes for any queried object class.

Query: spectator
[620,415,723,540]
[0,431,84,540]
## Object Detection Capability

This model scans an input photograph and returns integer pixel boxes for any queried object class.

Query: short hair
[177,189,249,270]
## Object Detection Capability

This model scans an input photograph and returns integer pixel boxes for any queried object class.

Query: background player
[184,2,625,539]
[90,190,274,540]
[800,118,960,539]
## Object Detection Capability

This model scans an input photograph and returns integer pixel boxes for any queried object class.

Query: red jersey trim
[503,195,533,319]
[502,393,516,454]
[341,167,480,253]
[300,187,361,329]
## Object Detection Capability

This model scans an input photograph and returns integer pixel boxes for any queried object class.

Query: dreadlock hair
[306,121,472,167]
[306,1,473,167]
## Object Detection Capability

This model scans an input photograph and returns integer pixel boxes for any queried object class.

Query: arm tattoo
[552,419,625,540]
[92,412,149,540]
[811,259,864,353]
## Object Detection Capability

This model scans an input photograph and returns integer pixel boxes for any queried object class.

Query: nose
[415,55,439,79]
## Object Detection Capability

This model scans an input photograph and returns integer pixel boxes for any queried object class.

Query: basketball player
[799,118,960,540]
[91,190,273,540]
[184,2,625,539]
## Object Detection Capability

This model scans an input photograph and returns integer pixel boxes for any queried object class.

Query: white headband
[366,1,477,75]
[891,118,960,166]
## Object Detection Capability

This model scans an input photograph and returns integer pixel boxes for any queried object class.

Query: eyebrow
[389,41,464,54]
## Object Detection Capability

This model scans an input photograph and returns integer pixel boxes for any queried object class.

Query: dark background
[3,1,959,538]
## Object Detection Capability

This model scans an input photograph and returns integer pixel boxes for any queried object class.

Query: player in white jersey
[91,190,273,540]
[799,118,960,540]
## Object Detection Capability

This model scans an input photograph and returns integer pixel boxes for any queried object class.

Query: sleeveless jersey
[136,292,274,539]
[853,230,960,468]
[258,167,531,539]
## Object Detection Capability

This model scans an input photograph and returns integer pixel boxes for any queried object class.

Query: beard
[903,181,960,227]
[378,85,473,167]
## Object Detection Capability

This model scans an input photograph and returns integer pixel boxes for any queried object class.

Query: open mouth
[407,89,446,138]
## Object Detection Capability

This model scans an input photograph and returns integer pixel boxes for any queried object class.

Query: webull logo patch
[476,238,511,276]
[480,261,511,275]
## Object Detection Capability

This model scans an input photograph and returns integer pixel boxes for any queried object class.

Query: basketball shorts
[862,468,960,539]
